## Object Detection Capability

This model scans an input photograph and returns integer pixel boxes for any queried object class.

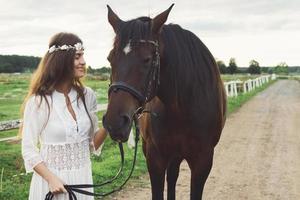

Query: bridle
[108,39,161,106]
[45,39,161,200]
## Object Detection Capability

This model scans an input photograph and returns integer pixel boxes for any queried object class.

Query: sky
[0,0,299,68]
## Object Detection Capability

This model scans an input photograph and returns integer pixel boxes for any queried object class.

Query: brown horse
[103,4,226,200]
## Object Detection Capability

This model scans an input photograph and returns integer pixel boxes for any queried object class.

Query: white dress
[21,87,101,200]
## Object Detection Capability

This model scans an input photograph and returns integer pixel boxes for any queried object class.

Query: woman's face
[74,50,86,79]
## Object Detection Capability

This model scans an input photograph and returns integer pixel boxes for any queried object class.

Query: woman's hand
[48,174,67,194]
[33,162,67,195]
[93,128,108,150]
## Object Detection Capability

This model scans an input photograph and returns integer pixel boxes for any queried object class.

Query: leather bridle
[108,39,160,106]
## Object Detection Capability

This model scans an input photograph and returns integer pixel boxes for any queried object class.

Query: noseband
[108,39,160,106]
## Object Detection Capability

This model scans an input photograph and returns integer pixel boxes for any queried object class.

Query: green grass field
[0,73,110,121]
[221,74,261,82]
[0,74,29,121]
[0,73,275,199]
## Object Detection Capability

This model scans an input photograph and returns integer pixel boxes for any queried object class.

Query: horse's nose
[120,114,131,130]
[102,113,131,133]
[102,114,111,132]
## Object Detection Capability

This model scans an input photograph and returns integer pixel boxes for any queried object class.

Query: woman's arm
[93,127,108,150]
[86,87,108,152]
[21,96,66,194]
[34,163,67,194]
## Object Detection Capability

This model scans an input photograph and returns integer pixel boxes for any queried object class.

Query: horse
[102,4,227,200]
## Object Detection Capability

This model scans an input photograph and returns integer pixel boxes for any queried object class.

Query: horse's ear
[151,4,174,34]
[107,5,123,33]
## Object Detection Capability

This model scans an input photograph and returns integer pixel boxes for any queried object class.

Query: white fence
[223,74,276,98]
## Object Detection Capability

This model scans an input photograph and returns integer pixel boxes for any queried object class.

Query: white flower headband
[48,42,84,54]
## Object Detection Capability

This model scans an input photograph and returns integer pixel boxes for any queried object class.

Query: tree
[248,60,261,74]
[267,67,274,74]
[86,65,94,74]
[273,62,288,74]
[227,58,238,74]
[0,63,13,73]
[98,67,111,74]
[0,55,40,73]
[216,60,227,74]
[261,67,269,73]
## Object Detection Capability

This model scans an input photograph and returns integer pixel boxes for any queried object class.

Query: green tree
[274,62,288,74]
[260,67,269,73]
[98,67,111,74]
[267,67,274,74]
[248,60,261,74]
[0,55,40,73]
[216,60,227,74]
[86,65,94,74]
[227,58,238,74]
[0,63,13,73]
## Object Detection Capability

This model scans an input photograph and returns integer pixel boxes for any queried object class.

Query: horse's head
[102,4,174,142]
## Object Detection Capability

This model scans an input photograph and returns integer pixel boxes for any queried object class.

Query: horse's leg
[143,140,167,200]
[147,151,167,200]
[187,149,214,200]
[166,158,182,200]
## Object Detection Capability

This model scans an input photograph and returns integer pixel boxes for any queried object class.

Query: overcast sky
[1,0,299,68]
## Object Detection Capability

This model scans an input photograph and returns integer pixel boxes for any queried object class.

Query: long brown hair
[19,32,92,136]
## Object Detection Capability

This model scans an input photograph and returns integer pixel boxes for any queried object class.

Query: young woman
[21,32,107,199]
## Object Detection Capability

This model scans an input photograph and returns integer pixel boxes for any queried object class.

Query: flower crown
[48,42,84,54]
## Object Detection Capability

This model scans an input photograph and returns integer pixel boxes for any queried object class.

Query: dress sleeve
[21,96,47,173]
[88,88,100,135]
[86,87,102,156]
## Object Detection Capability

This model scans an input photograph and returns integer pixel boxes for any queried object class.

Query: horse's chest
[151,111,191,134]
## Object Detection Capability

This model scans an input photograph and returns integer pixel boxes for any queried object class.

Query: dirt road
[108,80,300,200]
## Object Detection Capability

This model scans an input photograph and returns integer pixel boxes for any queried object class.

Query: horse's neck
[157,66,177,108]
[157,84,183,115]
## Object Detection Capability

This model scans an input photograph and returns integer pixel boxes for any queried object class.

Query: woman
[21,32,107,199]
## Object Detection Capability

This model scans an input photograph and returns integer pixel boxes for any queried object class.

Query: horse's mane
[115,17,224,117]
[160,24,223,114]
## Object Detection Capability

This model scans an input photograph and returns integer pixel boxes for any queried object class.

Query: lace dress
[21,87,101,200]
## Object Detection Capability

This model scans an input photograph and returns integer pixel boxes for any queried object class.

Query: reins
[45,116,140,200]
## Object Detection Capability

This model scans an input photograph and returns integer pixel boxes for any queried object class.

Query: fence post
[224,83,229,97]
[234,82,238,96]
[230,82,234,97]
[243,81,247,94]
[248,79,252,91]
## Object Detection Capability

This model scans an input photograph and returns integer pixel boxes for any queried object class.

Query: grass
[0,73,276,199]
[221,74,261,82]
[0,141,31,199]
[227,80,276,114]
[0,129,17,139]
[0,74,28,121]
[0,73,109,121]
